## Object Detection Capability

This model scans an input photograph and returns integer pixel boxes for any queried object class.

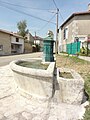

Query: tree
[17,20,29,37]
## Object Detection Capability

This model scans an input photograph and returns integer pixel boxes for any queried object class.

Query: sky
[0,0,90,38]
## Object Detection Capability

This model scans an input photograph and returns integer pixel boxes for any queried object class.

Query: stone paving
[0,65,86,120]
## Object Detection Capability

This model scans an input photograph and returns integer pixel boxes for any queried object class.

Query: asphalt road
[0,52,42,67]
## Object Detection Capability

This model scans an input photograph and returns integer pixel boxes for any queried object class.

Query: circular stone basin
[10,59,55,100]
[16,60,49,70]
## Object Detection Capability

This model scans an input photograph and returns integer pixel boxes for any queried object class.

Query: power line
[52,0,59,53]
[59,11,64,22]
[52,0,58,9]
[38,13,56,31]
[52,0,64,21]
[0,3,56,25]
[0,0,55,12]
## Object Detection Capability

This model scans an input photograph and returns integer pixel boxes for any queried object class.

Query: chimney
[88,3,90,11]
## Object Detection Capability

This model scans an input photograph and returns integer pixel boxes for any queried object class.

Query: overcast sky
[0,0,90,38]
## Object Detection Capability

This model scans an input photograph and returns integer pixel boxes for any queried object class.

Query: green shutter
[66,41,80,54]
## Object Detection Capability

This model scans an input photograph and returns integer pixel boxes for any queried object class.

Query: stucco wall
[76,15,90,35]
[11,36,24,53]
[60,14,90,52]
[24,33,34,53]
[60,18,74,52]
[24,42,32,53]
[0,32,11,55]
[10,60,55,100]
[61,17,74,43]
[26,33,34,45]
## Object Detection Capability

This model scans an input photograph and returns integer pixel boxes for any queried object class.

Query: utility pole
[87,41,88,56]
[35,31,36,45]
[87,35,90,56]
[56,8,59,54]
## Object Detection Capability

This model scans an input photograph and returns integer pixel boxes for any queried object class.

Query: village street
[0,0,90,119]
[0,52,42,67]
[0,53,86,120]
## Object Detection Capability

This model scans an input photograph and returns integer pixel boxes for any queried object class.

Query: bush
[83,74,90,120]
[80,47,90,56]
[36,44,41,52]
[84,107,90,120]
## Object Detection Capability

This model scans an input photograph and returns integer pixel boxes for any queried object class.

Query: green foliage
[57,54,90,120]
[83,107,90,120]
[36,44,41,52]
[84,75,90,101]
[32,44,41,52]
[60,51,67,54]
[80,47,86,54]
[76,52,80,56]
[83,74,90,120]
[66,55,88,64]
[17,20,29,37]
[80,47,90,56]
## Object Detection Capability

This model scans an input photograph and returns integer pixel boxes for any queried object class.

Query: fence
[66,41,81,54]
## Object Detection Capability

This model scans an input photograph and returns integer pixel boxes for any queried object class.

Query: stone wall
[10,59,55,100]
[10,59,84,104]
[57,68,84,105]
[24,42,33,53]
[0,32,11,55]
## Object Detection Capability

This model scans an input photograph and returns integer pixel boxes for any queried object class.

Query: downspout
[10,34,12,54]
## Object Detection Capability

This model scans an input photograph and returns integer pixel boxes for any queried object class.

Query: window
[11,44,14,49]
[79,37,85,42]
[64,29,66,39]
[74,37,79,42]
[64,27,68,39]
[16,38,19,42]
[17,45,20,49]
[0,45,3,51]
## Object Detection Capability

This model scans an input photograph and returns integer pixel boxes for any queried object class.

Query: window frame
[0,45,3,51]
[16,37,19,42]
[63,27,68,40]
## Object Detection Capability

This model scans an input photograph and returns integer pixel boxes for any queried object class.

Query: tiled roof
[60,11,90,28]
[33,36,43,41]
[0,29,24,38]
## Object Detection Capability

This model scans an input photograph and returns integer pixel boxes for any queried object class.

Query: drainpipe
[10,34,12,54]
[87,35,90,56]
[87,40,88,56]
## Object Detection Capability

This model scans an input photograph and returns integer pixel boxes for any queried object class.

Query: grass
[56,55,90,74]
[83,74,90,120]
[59,72,73,79]
[83,106,90,120]
[84,75,90,101]
[69,56,88,63]
[56,54,90,120]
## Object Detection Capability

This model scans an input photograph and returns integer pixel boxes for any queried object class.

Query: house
[0,29,24,55]
[59,4,90,54]
[34,35,43,47]
[24,32,34,53]
[33,35,43,51]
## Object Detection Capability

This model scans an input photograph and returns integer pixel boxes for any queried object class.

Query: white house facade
[11,35,24,54]
[0,29,24,55]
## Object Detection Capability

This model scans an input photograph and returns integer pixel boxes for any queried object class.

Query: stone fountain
[10,31,84,105]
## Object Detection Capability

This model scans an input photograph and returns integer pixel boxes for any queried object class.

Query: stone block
[57,68,84,104]
[10,59,55,100]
